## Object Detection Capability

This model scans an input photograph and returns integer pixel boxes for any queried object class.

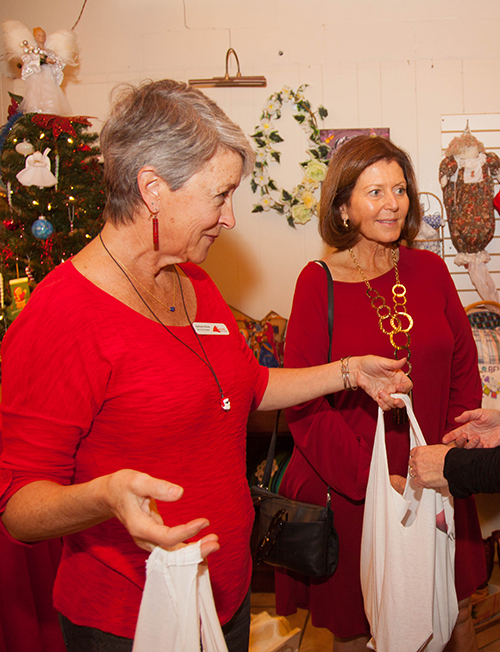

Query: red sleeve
[284,262,371,501]
[0,266,111,512]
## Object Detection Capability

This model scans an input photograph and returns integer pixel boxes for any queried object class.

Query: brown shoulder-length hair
[319,135,421,250]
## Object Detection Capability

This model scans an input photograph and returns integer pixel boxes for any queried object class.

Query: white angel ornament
[16,147,57,188]
[2,20,78,116]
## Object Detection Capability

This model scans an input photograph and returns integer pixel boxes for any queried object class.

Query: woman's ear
[137,166,161,212]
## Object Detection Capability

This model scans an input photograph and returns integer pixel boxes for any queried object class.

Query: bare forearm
[2,476,112,542]
[259,363,344,411]
[258,355,411,412]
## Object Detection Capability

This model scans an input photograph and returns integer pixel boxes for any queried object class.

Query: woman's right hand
[353,355,412,410]
[102,469,219,557]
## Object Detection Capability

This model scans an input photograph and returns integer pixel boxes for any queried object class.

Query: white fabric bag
[360,393,458,652]
[132,542,229,652]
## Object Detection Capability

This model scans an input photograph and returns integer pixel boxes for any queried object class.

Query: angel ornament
[440,125,500,302]
[2,20,78,116]
[16,148,57,188]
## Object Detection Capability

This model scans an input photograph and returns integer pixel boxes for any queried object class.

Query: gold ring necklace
[349,245,413,423]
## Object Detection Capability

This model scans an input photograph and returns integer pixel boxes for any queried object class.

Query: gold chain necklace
[349,246,413,422]
[100,239,176,313]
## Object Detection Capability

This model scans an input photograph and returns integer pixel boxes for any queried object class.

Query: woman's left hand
[353,355,412,410]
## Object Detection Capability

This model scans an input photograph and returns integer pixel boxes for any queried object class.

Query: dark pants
[59,588,251,652]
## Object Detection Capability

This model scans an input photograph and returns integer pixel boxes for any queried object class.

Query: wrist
[340,356,358,391]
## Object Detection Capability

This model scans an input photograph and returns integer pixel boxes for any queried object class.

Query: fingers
[199,533,220,558]
[454,410,476,424]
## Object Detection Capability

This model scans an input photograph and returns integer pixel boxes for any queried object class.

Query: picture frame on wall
[319,128,390,158]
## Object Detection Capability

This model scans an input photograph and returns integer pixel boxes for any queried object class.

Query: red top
[0,261,269,637]
[275,247,486,637]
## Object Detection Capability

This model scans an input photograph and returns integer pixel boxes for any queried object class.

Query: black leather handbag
[251,260,339,578]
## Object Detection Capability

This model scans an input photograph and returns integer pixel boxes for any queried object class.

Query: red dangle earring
[151,203,159,251]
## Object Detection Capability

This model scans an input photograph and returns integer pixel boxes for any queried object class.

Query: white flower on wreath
[264,98,279,115]
[260,194,274,211]
[304,160,328,183]
[254,169,270,186]
[281,86,292,101]
[260,119,273,134]
[256,150,268,163]
[291,204,312,225]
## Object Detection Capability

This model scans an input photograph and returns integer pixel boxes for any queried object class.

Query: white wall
[2,0,500,319]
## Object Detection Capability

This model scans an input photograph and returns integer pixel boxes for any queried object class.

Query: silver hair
[100,79,255,224]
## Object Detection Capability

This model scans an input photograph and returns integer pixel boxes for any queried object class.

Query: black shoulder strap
[314,260,334,363]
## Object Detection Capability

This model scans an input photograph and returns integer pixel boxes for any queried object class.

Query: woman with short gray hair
[0,80,411,652]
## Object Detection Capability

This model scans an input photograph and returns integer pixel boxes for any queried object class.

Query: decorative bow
[31,114,92,139]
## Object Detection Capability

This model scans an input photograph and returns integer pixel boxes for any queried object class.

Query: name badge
[192,322,229,335]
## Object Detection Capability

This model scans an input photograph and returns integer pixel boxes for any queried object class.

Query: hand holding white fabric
[132,542,228,652]
[353,355,412,410]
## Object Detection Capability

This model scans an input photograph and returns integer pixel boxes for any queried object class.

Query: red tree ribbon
[31,115,92,139]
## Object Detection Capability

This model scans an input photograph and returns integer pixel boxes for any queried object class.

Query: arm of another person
[410,444,500,498]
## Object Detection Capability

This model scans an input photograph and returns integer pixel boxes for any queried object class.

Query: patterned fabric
[471,327,500,407]
[468,310,500,330]
[440,153,500,253]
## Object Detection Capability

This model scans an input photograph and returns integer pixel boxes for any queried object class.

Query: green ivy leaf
[318,145,330,158]
[270,151,281,163]
[250,180,258,193]
[252,131,264,138]
[268,179,278,191]
[318,106,328,119]
[293,114,306,124]
[252,205,264,213]
[254,138,267,148]
[287,216,297,228]
[282,190,293,201]
[269,132,284,143]
[275,204,285,214]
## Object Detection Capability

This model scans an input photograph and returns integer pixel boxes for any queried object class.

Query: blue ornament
[31,217,54,240]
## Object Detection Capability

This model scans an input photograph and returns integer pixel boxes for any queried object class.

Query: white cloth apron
[360,393,458,652]
[132,542,228,652]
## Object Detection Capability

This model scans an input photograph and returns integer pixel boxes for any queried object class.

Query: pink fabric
[275,247,486,637]
[0,260,268,638]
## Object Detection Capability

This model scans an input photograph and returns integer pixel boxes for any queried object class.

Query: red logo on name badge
[213,325,221,333]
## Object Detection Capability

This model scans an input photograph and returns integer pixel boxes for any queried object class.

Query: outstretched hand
[104,470,219,558]
[442,408,500,449]
[354,355,412,411]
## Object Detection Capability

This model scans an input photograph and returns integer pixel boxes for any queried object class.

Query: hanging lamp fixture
[189,48,267,88]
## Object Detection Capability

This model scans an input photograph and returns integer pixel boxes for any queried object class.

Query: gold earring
[342,214,349,229]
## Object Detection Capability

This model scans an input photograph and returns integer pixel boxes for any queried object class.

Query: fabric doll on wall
[2,20,78,116]
[439,124,500,301]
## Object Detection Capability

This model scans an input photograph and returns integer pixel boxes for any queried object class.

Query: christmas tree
[0,97,105,334]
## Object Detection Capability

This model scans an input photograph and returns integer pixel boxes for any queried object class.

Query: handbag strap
[258,262,334,491]
[260,410,281,489]
[315,260,334,363]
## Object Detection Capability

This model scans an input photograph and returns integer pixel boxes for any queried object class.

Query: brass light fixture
[189,48,267,88]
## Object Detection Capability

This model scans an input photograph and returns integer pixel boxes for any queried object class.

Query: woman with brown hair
[275,135,486,652]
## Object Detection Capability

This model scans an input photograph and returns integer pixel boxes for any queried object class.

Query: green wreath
[250,85,329,227]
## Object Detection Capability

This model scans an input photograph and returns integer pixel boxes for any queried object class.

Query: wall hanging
[250,85,328,227]
[439,123,500,302]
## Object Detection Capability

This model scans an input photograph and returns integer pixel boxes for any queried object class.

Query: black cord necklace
[99,233,231,411]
